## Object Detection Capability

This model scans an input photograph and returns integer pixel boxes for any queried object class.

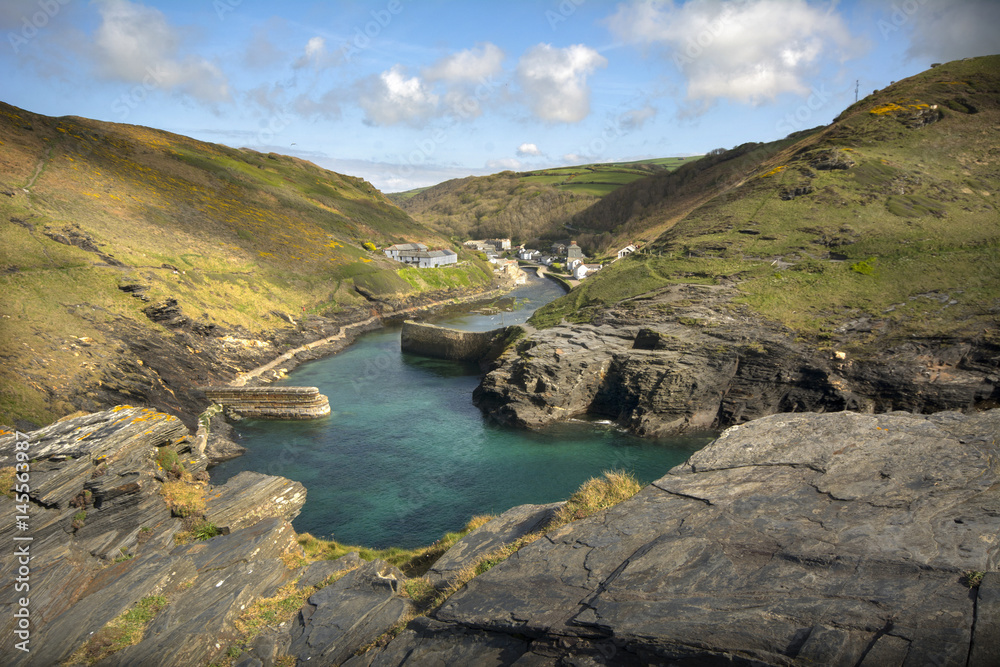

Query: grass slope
[391,157,694,247]
[532,55,1000,348]
[0,102,491,425]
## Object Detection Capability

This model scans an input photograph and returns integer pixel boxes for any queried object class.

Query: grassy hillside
[392,158,695,247]
[532,55,1000,349]
[0,102,493,426]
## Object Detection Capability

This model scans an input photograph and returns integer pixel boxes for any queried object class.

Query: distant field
[391,156,703,201]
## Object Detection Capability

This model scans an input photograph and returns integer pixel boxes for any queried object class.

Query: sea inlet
[210,272,715,549]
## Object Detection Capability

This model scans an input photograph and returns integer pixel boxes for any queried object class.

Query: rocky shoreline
[474,283,1000,437]
[2,405,996,665]
[22,281,518,436]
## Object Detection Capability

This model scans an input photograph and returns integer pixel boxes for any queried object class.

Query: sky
[2,0,998,192]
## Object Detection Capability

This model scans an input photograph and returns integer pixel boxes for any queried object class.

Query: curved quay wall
[400,320,521,363]
[199,386,330,419]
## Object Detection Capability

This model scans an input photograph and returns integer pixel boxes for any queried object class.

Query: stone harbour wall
[400,320,521,364]
[200,386,330,419]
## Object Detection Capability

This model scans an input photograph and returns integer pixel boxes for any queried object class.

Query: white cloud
[91,0,229,102]
[423,42,505,83]
[357,65,439,126]
[899,0,1000,63]
[517,142,542,156]
[619,105,656,130]
[606,0,863,106]
[516,43,608,123]
[486,157,522,170]
[294,36,325,68]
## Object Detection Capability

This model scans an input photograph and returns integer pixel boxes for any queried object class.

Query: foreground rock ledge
[356,409,1000,666]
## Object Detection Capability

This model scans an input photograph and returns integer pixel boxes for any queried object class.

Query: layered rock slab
[414,410,1000,665]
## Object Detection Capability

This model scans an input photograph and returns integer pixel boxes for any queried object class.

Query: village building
[617,244,637,260]
[550,242,567,255]
[519,248,541,261]
[566,241,583,260]
[487,238,512,251]
[385,243,458,268]
[574,263,602,280]
[384,242,427,260]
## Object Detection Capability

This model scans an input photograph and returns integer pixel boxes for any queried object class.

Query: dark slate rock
[15,551,197,666]
[969,572,1000,667]
[102,557,296,667]
[345,616,529,667]
[169,517,300,574]
[298,551,363,589]
[204,471,306,534]
[426,502,563,590]
[288,559,414,666]
[434,410,1000,665]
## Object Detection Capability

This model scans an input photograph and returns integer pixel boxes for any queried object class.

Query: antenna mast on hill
[855,80,859,103]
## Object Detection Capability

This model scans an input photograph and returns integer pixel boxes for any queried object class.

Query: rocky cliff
[2,405,997,665]
[354,409,1000,666]
[474,284,999,436]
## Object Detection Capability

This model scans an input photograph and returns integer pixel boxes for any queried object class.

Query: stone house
[385,243,458,268]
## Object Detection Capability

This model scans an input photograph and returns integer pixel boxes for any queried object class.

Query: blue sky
[2,0,998,191]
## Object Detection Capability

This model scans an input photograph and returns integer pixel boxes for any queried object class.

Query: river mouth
[209,275,716,549]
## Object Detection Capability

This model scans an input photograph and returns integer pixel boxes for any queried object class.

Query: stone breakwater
[200,386,330,419]
[400,321,522,364]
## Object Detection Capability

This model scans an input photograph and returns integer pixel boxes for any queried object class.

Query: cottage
[617,244,636,260]
[487,238,512,251]
[386,243,457,268]
[519,249,541,261]
[384,242,428,260]
[574,263,602,280]
[550,242,567,255]
[566,241,583,260]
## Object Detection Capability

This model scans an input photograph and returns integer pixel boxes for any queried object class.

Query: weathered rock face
[359,409,1000,665]
[474,284,999,436]
[0,407,308,666]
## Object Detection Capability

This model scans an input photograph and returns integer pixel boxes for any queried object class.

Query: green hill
[391,158,695,248]
[531,55,1000,349]
[0,102,493,426]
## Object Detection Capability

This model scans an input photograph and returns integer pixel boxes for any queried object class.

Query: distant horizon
[3,0,998,192]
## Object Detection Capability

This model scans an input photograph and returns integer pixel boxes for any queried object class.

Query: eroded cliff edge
[474,284,1000,436]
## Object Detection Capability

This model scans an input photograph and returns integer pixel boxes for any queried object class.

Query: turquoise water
[210,274,715,549]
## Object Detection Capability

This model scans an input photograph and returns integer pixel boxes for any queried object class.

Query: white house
[519,249,541,261]
[574,263,602,280]
[384,242,427,260]
[386,243,457,268]
[617,244,637,260]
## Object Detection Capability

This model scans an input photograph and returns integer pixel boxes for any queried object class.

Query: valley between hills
[0,55,998,666]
